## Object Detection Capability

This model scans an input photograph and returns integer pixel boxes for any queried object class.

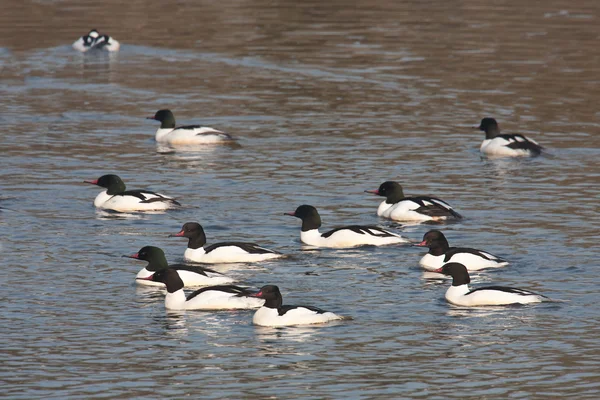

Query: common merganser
[285,205,409,248]
[415,230,509,271]
[144,269,264,310]
[169,222,283,263]
[72,29,120,52]
[365,181,462,222]
[147,109,235,145]
[251,285,347,327]
[124,246,234,287]
[436,263,548,306]
[84,174,180,212]
[476,118,543,157]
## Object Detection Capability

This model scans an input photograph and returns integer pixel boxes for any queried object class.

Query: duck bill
[169,230,185,237]
[364,189,380,195]
[472,124,482,129]
[146,116,157,120]
[283,212,296,217]
[84,179,99,185]
[434,267,444,273]
[123,253,140,259]
[413,240,428,247]
[249,291,264,298]
[136,274,154,281]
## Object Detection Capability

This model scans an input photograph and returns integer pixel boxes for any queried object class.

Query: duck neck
[106,180,126,195]
[429,238,450,256]
[301,215,321,232]
[452,272,471,286]
[187,229,207,249]
[146,255,170,272]
[386,187,405,204]
[485,125,501,140]
[160,114,176,129]
[263,295,283,309]
[164,271,185,293]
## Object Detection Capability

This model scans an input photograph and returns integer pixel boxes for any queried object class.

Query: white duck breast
[136,267,234,287]
[253,305,343,327]
[420,248,509,271]
[480,135,542,157]
[381,197,459,222]
[165,286,265,310]
[184,243,282,264]
[95,190,179,212]
[301,226,408,248]
[445,285,546,307]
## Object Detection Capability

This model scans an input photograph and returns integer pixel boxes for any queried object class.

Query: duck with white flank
[251,285,347,327]
[365,181,462,222]
[285,205,409,248]
[415,230,509,271]
[476,117,543,157]
[124,246,234,287]
[148,269,264,310]
[72,29,120,52]
[84,174,180,212]
[436,263,548,306]
[147,109,235,145]
[169,222,283,264]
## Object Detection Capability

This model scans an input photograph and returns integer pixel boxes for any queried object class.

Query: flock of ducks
[76,30,551,326]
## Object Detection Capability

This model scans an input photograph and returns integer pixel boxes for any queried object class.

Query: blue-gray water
[2,0,600,398]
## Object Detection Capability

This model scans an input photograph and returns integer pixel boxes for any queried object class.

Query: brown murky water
[2,0,600,398]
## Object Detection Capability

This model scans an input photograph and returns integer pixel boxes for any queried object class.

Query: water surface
[2,0,600,398]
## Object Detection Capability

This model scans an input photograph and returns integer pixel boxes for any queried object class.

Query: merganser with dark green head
[125,246,234,287]
[84,174,180,212]
[147,109,235,145]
